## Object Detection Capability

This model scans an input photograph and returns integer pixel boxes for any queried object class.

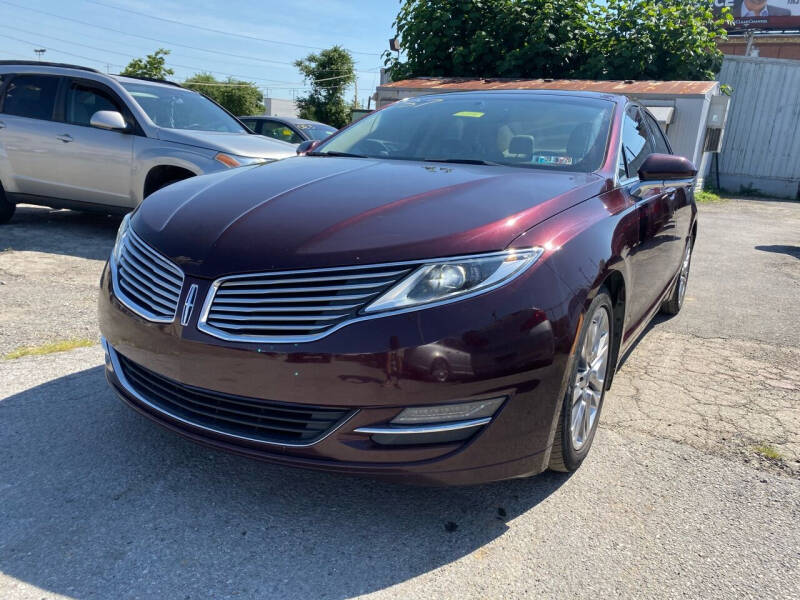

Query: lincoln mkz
[99,91,697,485]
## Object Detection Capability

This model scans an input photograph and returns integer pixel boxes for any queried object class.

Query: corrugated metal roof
[379,78,717,97]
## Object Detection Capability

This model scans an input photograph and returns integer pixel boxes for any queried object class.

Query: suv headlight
[214,153,272,168]
[363,248,543,313]
[111,213,131,263]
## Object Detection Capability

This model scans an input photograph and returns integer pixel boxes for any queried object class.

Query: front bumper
[98,260,573,485]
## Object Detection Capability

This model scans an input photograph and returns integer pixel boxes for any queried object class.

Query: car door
[259,119,305,144]
[620,106,678,326]
[643,110,692,275]
[51,78,134,207]
[0,73,67,199]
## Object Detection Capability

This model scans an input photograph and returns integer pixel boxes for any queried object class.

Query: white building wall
[263,98,299,118]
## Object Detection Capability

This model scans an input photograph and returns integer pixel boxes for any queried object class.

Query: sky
[0,0,400,105]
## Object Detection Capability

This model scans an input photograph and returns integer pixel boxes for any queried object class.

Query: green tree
[387,0,592,80]
[183,73,264,116]
[386,0,730,82]
[578,0,729,81]
[294,46,356,128]
[121,48,174,79]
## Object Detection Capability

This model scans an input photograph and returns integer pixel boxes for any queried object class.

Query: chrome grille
[199,264,414,341]
[114,230,184,322]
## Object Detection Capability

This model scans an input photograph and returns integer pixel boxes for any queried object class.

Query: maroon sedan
[99,91,697,485]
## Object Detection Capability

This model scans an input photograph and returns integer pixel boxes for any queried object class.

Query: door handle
[57,134,73,143]
[0,120,5,130]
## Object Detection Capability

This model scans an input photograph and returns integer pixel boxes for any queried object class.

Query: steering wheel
[358,138,393,156]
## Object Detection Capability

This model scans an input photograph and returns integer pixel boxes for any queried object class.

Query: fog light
[391,397,505,425]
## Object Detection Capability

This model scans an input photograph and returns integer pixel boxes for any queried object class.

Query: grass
[3,338,96,360]
[695,189,727,204]
[754,444,784,461]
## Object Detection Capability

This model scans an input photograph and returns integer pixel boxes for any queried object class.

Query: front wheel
[0,185,15,224]
[549,290,613,472]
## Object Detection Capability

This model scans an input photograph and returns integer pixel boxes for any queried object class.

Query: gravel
[0,199,798,599]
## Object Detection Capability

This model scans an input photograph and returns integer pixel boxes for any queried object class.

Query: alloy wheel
[678,241,693,305]
[570,306,610,450]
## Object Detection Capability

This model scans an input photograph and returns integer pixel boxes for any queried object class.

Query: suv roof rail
[0,60,102,73]
[115,74,183,88]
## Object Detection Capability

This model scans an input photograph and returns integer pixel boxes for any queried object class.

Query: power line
[85,0,380,57]
[0,1,375,71]
[0,33,125,69]
[0,33,361,94]
[6,26,349,86]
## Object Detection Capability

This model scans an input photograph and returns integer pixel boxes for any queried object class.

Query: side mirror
[90,110,129,132]
[630,153,697,198]
[296,139,321,155]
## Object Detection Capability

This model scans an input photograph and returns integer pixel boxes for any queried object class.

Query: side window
[2,75,60,120]
[262,121,303,144]
[619,107,654,181]
[240,119,257,132]
[65,82,123,127]
[644,112,671,155]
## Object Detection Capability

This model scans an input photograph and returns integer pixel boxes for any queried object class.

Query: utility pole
[34,48,46,61]
[353,77,358,108]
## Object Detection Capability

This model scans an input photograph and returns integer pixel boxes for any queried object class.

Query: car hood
[156,129,297,159]
[132,156,607,278]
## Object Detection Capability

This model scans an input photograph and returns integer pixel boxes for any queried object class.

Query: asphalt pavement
[1,199,798,599]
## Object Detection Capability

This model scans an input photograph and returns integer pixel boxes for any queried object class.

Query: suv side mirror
[296,139,321,155]
[630,153,696,198]
[90,110,129,132]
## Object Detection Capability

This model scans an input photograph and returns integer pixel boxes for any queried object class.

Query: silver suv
[0,61,296,223]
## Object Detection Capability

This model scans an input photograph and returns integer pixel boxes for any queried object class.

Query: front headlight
[111,213,131,263]
[214,153,272,168]
[363,248,543,314]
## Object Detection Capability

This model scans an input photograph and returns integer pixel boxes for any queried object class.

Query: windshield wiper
[309,151,369,158]
[424,158,501,166]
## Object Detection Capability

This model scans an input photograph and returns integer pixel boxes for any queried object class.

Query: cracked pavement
[1,199,799,599]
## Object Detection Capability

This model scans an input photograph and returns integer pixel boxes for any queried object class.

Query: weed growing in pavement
[3,338,96,360]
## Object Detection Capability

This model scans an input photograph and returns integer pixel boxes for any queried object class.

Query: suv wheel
[0,184,15,224]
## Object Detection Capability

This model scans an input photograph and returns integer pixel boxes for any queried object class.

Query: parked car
[239,115,336,144]
[99,90,697,485]
[0,61,296,223]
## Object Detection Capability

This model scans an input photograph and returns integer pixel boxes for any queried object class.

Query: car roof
[0,61,188,92]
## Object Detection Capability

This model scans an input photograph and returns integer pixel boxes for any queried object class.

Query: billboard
[713,0,800,29]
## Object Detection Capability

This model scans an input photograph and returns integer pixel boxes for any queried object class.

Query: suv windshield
[316,94,613,172]
[122,83,245,133]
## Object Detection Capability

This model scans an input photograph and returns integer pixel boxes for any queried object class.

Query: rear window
[2,75,59,120]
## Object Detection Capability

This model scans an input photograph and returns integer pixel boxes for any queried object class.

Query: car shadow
[0,365,570,599]
[755,244,800,260]
[615,313,670,372]
[2,204,121,261]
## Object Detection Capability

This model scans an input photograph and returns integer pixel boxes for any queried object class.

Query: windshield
[122,83,246,133]
[316,94,613,172]
[296,122,337,140]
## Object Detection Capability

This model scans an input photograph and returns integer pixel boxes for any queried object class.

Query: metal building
[717,56,800,199]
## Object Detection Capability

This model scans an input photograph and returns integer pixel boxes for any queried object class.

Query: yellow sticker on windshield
[453,111,484,118]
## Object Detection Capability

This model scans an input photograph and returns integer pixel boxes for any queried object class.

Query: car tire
[549,290,614,473]
[430,358,450,382]
[0,184,15,224]
[148,178,182,197]
[661,237,693,316]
